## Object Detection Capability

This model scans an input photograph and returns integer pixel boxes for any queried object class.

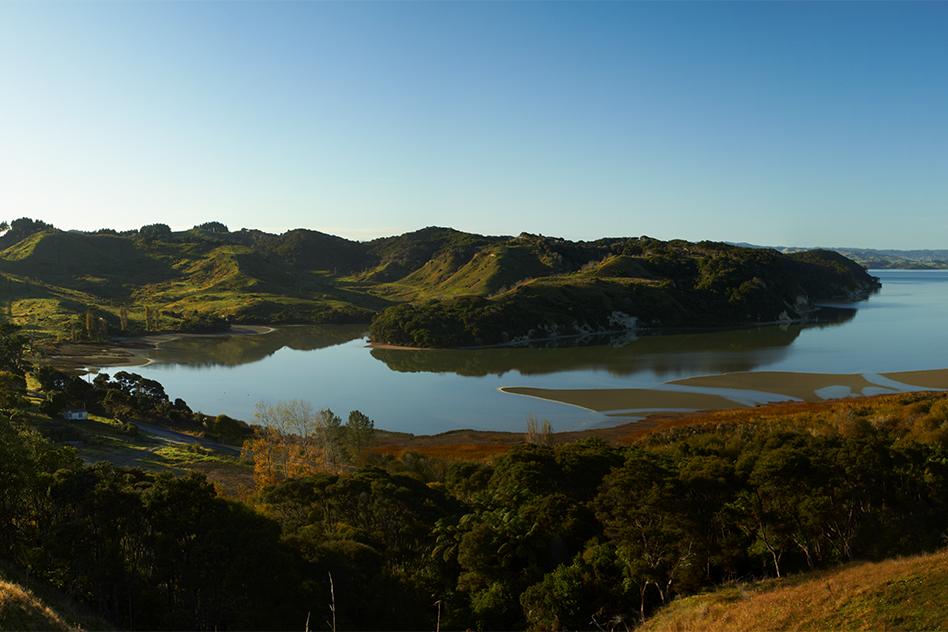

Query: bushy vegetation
[6,357,948,630]
[0,219,879,349]
[371,240,881,348]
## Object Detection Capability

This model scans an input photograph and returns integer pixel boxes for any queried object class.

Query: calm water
[96,270,948,434]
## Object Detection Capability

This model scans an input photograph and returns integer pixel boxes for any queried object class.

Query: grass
[0,231,384,342]
[0,561,114,631]
[641,548,948,632]
[0,578,79,631]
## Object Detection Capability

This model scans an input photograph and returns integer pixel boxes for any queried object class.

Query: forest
[0,219,879,350]
[3,319,948,630]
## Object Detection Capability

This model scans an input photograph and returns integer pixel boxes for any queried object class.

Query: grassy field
[641,548,948,632]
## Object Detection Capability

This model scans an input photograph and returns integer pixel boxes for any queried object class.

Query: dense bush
[11,366,948,630]
[370,240,881,348]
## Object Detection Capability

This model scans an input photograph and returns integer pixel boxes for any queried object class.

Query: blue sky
[1,2,946,249]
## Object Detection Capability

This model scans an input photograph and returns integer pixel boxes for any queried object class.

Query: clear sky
[1,2,946,249]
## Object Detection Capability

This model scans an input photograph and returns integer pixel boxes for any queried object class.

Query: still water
[97,270,948,435]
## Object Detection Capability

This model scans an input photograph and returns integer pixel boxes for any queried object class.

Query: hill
[0,562,114,631]
[369,237,881,347]
[641,548,948,632]
[0,577,76,632]
[733,241,948,270]
[0,219,879,348]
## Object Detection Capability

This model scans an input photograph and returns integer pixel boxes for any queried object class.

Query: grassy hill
[641,548,948,632]
[0,562,114,631]
[0,220,880,348]
[369,238,881,347]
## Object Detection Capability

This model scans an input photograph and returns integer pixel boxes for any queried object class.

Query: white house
[63,409,87,421]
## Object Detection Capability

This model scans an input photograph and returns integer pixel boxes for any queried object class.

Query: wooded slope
[0,219,879,346]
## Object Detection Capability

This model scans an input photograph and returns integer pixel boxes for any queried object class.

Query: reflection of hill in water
[142,325,369,367]
[370,307,857,378]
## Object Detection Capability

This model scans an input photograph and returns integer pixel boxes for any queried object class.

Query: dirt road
[128,420,242,456]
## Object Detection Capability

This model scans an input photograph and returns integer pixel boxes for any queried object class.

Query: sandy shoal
[502,369,948,415]
[500,386,748,413]
[668,371,889,401]
[882,369,948,390]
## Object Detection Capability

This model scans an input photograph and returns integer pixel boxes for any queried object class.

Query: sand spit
[501,368,948,417]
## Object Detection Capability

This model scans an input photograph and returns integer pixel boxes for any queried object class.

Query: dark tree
[0,324,30,376]
[139,223,172,240]
[192,221,229,233]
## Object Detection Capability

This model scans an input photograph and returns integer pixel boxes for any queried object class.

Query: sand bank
[501,368,948,416]
[500,386,748,414]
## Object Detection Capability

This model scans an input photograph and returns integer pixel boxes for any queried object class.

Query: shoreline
[37,325,275,372]
[499,369,948,419]
[34,332,948,453]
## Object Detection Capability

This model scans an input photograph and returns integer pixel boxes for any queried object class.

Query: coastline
[36,325,275,372]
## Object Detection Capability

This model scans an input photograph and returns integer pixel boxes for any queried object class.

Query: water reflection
[93,271,947,434]
[135,325,370,367]
[369,306,856,379]
[136,308,857,381]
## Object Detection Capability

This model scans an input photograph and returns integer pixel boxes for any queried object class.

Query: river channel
[96,270,948,435]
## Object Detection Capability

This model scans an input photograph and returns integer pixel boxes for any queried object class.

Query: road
[128,420,242,456]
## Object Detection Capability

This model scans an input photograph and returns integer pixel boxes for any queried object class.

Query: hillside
[0,219,879,349]
[369,238,880,347]
[7,355,948,630]
[0,563,113,631]
[641,548,948,632]
[767,244,948,270]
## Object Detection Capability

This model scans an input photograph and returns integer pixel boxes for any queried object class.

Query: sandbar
[500,386,748,413]
[669,371,894,402]
[501,368,948,417]
[882,369,948,390]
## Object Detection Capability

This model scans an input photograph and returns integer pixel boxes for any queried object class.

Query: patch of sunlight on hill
[585,254,656,279]
[0,578,76,631]
[641,548,948,632]
[0,232,44,261]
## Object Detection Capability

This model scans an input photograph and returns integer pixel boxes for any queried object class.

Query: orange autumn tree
[242,399,364,489]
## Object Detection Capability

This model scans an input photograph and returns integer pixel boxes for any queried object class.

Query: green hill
[0,220,880,348]
[369,238,881,347]
[641,548,948,632]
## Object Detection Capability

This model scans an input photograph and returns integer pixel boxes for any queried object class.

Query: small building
[63,409,87,421]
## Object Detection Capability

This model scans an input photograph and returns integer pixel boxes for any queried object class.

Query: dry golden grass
[642,549,948,632]
[0,579,76,631]
[616,390,948,443]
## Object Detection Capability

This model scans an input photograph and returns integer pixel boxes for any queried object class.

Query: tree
[596,449,701,621]
[242,400,348,488]
[345,410,374,464]
[139,223,172,240]
[208,414,243,444]
[3,218,54,243]
[192,221,229,233]
[0,323,30,376]
[0,372,27,411]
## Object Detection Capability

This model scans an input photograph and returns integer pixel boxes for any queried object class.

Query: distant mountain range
[731,243,948,269]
